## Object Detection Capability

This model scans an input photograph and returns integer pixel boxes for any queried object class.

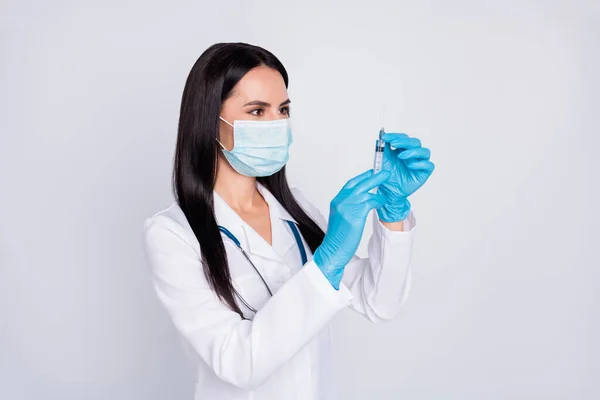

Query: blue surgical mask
[217,117,293,177]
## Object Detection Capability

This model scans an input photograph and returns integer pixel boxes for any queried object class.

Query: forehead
[230,66,288,102]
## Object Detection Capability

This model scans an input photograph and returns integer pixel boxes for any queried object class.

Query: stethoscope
[218,220,308,314]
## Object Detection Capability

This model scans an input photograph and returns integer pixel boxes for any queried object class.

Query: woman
[143,42,434,399]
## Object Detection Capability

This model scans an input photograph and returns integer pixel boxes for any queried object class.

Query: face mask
[217,117,293,177]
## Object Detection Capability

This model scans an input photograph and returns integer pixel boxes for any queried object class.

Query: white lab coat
[143,182,416,399]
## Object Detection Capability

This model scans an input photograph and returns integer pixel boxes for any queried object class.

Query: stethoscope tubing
[218,222,306,315]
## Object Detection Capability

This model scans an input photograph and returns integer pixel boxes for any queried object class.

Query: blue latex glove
[376,133,435,222]
[313,169,390,289]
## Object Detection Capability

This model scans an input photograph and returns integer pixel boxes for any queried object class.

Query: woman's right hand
[313,169,390,289]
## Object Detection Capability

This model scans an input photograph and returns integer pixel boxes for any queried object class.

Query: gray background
[1,0,599,399]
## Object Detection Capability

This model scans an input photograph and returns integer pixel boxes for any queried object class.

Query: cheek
[219,128,235,151]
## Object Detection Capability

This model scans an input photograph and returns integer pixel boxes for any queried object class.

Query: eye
[279,106,290,116]
[249,108,265,117]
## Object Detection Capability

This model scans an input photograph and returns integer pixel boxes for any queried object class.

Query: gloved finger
[363,197,387,211]
[385,137,422,150]
[381,133,408,141]
[351,170,390,194]
[398,147,431,160]
[348,192,386,206]
[348,192,387,212]
[343,169,375,190]
[405,160,435,172]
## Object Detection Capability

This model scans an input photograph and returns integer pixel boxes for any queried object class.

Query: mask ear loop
[215,138,226,150]
[217,116,234,150]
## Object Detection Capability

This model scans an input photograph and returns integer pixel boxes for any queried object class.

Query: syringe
[371,128,385,194]
[373,127,385,174]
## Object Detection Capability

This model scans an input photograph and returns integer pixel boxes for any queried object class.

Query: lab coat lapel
[257,183,297,256]
[213,185,296,265]
[213,191,249,250]
[243,224,284,263]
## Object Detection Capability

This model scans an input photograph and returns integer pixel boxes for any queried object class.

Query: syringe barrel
[373,140,384,173]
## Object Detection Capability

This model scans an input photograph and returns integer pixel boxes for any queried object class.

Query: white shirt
[143,183,416,399]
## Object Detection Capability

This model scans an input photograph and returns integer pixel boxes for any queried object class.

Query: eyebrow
[243,99,291,107]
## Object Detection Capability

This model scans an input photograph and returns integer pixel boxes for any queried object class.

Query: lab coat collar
[213,182,298,263]
[255,182,297,224]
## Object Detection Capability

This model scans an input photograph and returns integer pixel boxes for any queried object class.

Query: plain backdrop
[1,1,599,399]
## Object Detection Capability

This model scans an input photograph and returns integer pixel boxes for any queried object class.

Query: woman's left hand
[376,132,435,222]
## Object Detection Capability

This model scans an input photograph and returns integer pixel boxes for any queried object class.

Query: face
[218,66,291,151]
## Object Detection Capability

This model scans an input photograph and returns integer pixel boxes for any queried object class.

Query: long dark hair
[173,42,325,317]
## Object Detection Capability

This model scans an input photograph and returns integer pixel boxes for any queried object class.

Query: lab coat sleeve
[143,215,353,390]
[291,187,416,323]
